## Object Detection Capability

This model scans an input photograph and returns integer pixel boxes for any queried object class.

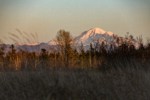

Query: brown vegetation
[0,30,150,99]
[0,30,150,71]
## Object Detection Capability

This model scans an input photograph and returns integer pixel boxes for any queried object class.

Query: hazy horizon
[0,0,150,44]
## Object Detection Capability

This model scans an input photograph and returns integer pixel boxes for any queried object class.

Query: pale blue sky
[0,0,150,43]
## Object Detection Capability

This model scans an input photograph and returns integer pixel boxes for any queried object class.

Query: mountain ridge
[75,27,115,46]
[0,27,140,52]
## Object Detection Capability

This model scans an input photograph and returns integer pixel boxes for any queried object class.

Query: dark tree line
[0,30,150,71]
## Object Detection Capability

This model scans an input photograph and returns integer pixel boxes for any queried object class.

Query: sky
[0,0,150,44]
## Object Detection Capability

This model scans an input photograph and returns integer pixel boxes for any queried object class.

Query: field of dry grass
[0,67,149,100]
[0,31,150,100]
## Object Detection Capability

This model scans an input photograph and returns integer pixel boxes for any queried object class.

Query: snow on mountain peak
[106,31,114,36]
[85,27,113,36]
[89,27,106,34]
[75,27,114,46]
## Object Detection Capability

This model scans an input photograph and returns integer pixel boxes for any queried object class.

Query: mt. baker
[0,27,139,52]
[74,27,114,46]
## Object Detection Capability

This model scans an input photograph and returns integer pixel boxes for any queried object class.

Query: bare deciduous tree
[56,30,73,67]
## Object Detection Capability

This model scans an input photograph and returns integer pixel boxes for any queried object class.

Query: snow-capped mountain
[75,28,114,46]
[0,27,140,53]
[74,27,140,51]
